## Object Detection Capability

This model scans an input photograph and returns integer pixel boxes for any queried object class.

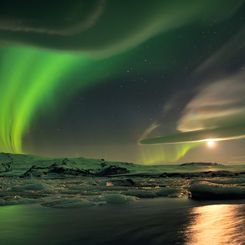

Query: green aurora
[0,0,244,163]
[0,47,125,153]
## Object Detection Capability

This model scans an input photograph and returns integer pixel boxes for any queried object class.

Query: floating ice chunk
[0,196,38,206]
[102,194,137,204]
[189,180,245,200]
[124,187,178,198]
[42,198,92,208]
[10,182,48,192]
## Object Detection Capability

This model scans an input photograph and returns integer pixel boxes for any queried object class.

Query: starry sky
[0,0,244,164]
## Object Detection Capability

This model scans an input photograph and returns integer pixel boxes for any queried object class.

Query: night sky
[0,0,244,164]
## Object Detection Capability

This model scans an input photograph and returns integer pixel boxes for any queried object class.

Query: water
[185,204,245,245]
[0,198,244,245]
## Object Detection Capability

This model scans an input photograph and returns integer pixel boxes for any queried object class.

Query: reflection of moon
[185,204,245,245]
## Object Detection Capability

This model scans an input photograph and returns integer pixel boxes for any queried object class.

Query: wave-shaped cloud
[141,71,245,144]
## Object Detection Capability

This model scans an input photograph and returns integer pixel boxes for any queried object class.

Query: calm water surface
[0,198,244,245]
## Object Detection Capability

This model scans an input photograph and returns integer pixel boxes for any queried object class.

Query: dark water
[0,199,244,245]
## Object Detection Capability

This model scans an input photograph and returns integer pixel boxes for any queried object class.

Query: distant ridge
[180,162,222,166]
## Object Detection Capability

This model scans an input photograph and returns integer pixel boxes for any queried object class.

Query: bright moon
[206,140,216,148]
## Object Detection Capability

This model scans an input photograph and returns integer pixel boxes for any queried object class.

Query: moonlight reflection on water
[185,204,245,245]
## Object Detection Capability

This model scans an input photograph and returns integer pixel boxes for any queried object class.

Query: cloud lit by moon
[141,73,245,145]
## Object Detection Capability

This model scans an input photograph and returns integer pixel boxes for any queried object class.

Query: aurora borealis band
[0,46,125,153]
[0,47,82,153]
[0,0,244,163]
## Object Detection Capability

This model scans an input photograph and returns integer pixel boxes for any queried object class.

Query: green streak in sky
[0,47,119,153]
[140,143,202,164]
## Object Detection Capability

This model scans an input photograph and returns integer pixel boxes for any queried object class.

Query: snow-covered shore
[0,153,245,207]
